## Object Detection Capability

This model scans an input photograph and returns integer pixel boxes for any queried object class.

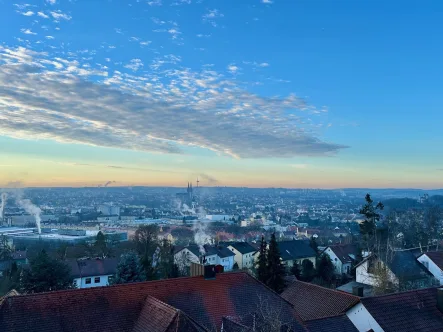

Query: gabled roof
[326,244,357,264]
[174,245,201,258]
[305,314,358,332]
[361,287,443,332]
[133,296,206,332]
[281,281,360,321]
[0,272,305,332]
[217,247,235,258]
[222,312,307,332]
[277,240,316,261]
[66,258,118,278]
[422,251,443,270]
[0,289,19,306]
[226,242,257,255]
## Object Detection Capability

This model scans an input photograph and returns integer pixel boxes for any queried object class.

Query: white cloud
[227,64,239,74]
[114,28,123,34]
[147,0,162,5]
[0,45,345,159]
[46,0,57,4]
[139,41,151,46]
[290,164,308,169]
[262,0,273,3]
[45,36,55,39]
[21,11,34,16]
[202,9,224,27]
[37,11,49,18]
[124,59,144,72]
[20,29,37,35]
[259,62,269,67]
[50,10,72,21]
[196,34,211,38]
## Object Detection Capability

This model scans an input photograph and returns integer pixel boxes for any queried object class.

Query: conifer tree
[257,235,268,284]
[266,233,285,293]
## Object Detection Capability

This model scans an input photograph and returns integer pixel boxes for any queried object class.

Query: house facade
[418,251,443,285]
[67,258,118,289]
[226,242,256,269]
[323,244,356,275]
[174,244,235,272]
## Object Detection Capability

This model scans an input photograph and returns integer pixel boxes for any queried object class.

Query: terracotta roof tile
[281,281,360,321]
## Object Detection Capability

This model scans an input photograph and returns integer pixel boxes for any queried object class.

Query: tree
[94,231,109,258]
[134,225,159,279]
[266,233,285,293]
[309,237,318,256]
[301,259,316,282]
[290,262,301,279]
[233,262,239,270]
[21,250,74,293]
[256,235,268,284]
[157,239,180,279]
[113,251,146,284]
[0,262,21,296]
[0,235,12,261]
[359,194,384,251]
[317,254,335,284]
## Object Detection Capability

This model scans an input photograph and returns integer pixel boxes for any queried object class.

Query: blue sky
[0,0,442,188]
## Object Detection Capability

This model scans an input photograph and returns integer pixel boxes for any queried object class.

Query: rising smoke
[192,221,212,255]
[0,192,7,219]
[16,198,42,234]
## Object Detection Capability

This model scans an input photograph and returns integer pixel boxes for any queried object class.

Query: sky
[0,0,442,189]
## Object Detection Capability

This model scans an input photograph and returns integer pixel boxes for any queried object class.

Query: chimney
[437,288,443,312]
[352,286,364,297]
[204,264,216,280]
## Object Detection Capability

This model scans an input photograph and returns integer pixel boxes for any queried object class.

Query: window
[85,278,91,284]
[94,277,100,283]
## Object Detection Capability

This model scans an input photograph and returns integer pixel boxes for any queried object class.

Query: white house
[418,251,443,285]
[174,245,201,273]
[227,242,257,269]
[67,258,118,289]
[174,244,235,272]
[346,302,384,332]
[323,244,357,275]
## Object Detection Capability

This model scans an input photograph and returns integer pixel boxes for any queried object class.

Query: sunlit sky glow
[0,0,442,188]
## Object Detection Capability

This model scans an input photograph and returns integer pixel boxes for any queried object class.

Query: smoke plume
[0,193,7,219]
[103,181,116,187]
[16,198,42,234]
[192,221,212,255]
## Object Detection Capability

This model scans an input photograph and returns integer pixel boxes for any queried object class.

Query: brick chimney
[437,288,443,312]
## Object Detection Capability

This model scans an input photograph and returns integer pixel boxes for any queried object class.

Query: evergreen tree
[309,236,319,256]
[290,262,301,279]
[301,259,316,282]
[94,231,109,258]
[359,194,384,250]
[21,250,74,293]
[233,262,239,270]
[256,235,268,284]
[113,251,146,284]
[266,233,285,293]
[134,225,159,278]
[317,254,335,284]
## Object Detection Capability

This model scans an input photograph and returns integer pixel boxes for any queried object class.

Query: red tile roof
[0,272,305,332]
[361,287,443,332]
[281,281,360,321]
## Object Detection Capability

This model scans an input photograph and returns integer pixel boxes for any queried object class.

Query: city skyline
[1,1,442,189]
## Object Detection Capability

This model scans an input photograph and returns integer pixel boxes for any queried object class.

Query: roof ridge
[362,285,441,300]
[303,313,349,322]
[291,280,360,300]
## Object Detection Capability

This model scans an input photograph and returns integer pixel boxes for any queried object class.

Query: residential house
[323,244,357,275]
[0,272,306,332]
[355,250,436,290]
[0,250,28,277]
[418,251,443,285]
[67,258,118,288]
[203,245,235,271]
[174,244,235,272]
[226,242,256,269]
[278,240,317,268]
[174,245,201,273]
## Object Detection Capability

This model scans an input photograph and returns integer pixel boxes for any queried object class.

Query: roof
[281,281,360,321]
[336,281,373,297]
[326,244,356,264]
[423,251,443,270]
[67,258,118,278]
[133,296,206,332]
[361,287,443,332]
[222,312,306,332]
[0,272,305,332]
[227,242,257,255]
[217,247,236,258]
[0,290,19,306]
[305,314,358,332]
[277,240,316,261]
[174,245,201,258]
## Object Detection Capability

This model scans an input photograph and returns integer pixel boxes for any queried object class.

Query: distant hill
[383,195,443,212]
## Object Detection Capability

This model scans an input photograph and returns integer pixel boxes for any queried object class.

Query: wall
[228,246,255,269]
[324,247,342,274]
[74,274,111,289]
[219,256,234,271]
[356,259,397,287]
[346,303,384,332]
[174,248,199,271]
[418,254,443,285]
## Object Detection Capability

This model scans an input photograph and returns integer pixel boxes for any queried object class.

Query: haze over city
[1,0,442,188]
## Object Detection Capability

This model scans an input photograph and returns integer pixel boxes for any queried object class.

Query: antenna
[197,177,200,188]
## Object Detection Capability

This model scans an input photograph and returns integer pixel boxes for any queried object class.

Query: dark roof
[281,281,360,321]
[227,242,257,255]
[326,244,357,264]
[423,251,443,270]
[361,287,443,332]
[217,247,236,258]
[133,296,206,332]
[305,314,358,332]
[222,312,306,332]
[277,240,316,261]
[67,258,118,278]
[174,245,201,258]
[336,281,373,297]
[0,272,305,332]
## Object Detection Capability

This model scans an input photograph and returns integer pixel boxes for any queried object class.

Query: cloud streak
[0,46,346,159]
